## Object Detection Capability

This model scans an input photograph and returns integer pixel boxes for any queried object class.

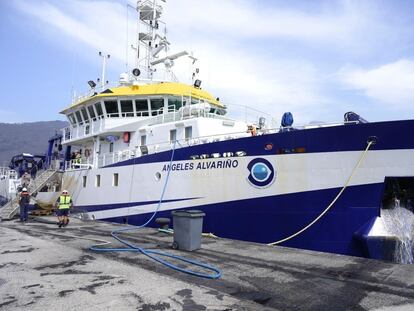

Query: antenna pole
[125,3,129,69]
[99,52,110,91]
[136,1,141,69]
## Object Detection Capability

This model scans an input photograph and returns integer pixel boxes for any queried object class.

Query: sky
[1,0,414,125]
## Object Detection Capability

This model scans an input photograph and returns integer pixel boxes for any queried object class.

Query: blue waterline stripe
[76,197,200,212]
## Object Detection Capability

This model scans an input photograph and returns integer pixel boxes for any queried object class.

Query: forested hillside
[0,121,68,166]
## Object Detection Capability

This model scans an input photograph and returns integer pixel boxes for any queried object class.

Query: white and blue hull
[62,120,414,258]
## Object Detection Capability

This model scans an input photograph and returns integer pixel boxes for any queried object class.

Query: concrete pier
[1,217,414,310]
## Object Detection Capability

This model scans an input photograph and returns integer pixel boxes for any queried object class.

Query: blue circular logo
[247,158,275,187]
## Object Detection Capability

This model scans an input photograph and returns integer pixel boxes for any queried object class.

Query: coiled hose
[90,141,221,279]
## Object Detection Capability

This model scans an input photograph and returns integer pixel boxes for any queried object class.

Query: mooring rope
[268,139,374,246]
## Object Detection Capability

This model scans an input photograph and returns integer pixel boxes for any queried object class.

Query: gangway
[0,169,61,221]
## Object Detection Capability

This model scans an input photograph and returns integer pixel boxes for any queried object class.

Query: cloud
[13,0,131,65]
[338,59,414,106]
[11,0,414,123]
[12,0,331,122]
[164,0,396,53]
[165,38,328,125]
[167,1,349,42]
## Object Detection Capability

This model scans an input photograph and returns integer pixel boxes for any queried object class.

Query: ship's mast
[135,0,165,80]
[134,0,191,82]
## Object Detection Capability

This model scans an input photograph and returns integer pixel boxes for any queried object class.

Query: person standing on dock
[19,188,30,223]
[55,190,72,228]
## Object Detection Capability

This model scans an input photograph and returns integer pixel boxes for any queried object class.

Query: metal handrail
[63,119,356,170]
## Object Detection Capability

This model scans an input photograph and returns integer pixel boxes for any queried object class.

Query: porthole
[155,172,162,181]
[236,151,246,157]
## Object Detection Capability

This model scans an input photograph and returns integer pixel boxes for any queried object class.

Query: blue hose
[90,141,222,279]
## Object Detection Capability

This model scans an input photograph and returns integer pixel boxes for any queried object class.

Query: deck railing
[61,104,230,144]
[62,119,359,171]
[62,116,105,143]
[63,128,253,170]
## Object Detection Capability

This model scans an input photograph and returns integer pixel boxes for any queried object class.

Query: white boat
[47,0,414,261]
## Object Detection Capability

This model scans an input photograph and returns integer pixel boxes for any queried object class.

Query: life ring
[84,149,91,158]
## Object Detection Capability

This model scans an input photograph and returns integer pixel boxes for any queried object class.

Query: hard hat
[62,190,68,194]
[22,187,27,192]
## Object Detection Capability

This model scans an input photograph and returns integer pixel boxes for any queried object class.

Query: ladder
[0,169,60,221]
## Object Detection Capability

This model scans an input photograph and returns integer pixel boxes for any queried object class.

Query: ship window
[150,98,164,116]
[68,114,77,125]
[113,173,119,187]
[81,108,89,121]
[75,111,83,124]
[168,96,183,112]
[191,98,200,105]
[140,145,148,155]
[217,108,226,115]
[135,99,149,116]
[82,176,87,188]
[104,100,119,117]
[170,129,177,142]
[185,126,192,141]
[109,142,114,153]
[95,175,101,187]
[210,107,225,115]
[94,102,104,116]
[87,106,96,119]
[120,100,134,117]
[155,172,161,181]
[141,135,146,146]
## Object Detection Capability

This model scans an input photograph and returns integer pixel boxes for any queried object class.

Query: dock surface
[1,217,414,311]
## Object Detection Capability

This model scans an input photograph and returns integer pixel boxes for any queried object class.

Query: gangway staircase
[0,169,60,221]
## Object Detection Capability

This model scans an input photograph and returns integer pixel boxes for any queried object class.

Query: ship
[40,0,414,261]
[0,167,19,206]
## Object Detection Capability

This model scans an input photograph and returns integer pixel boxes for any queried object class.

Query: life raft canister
[123,132,130,143]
